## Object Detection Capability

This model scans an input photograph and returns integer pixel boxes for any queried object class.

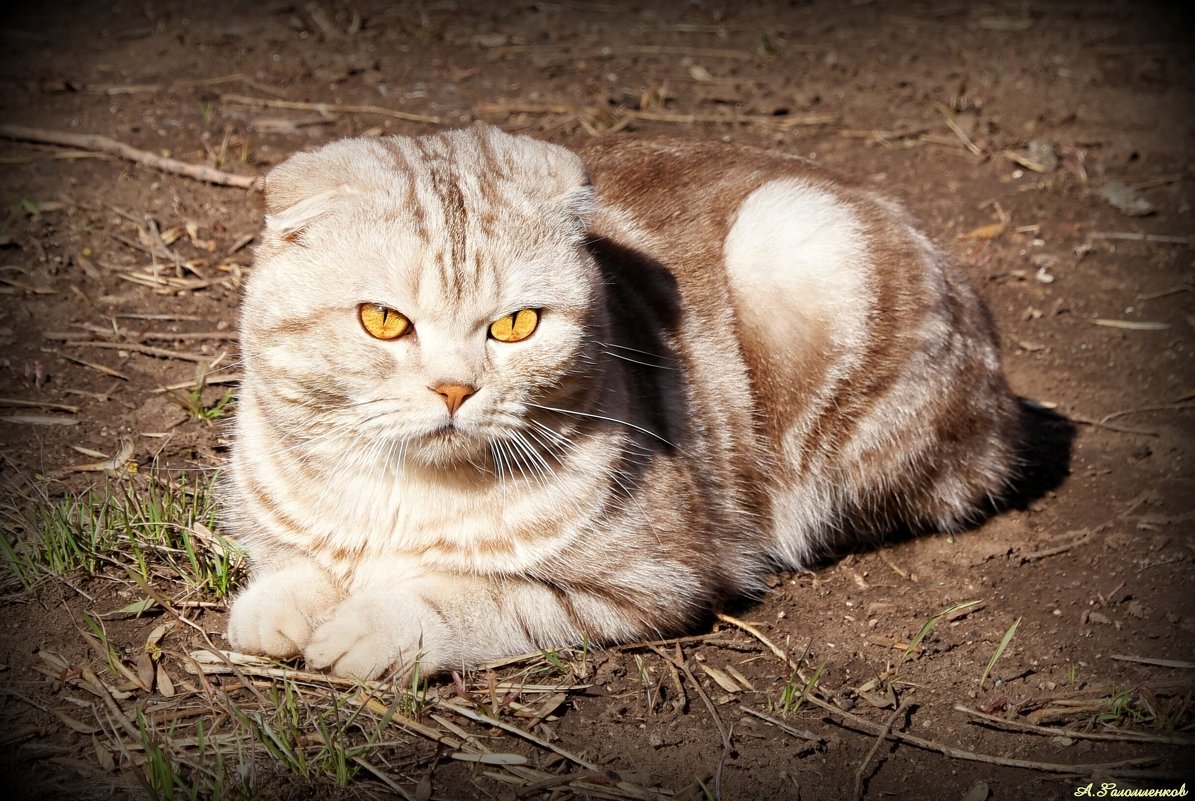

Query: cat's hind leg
[723,177,1020,565]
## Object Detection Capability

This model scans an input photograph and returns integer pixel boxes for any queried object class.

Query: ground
[0,2,1192,800]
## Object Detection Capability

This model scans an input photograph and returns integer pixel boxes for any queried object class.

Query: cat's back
[578,136,1021,564]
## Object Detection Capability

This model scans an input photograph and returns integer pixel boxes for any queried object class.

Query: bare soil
[0,2,1192,800]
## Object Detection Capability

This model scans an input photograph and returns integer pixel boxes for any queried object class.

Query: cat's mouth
[410,421,489,466]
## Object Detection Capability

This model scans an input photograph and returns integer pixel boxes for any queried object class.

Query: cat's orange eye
[489,309,539,343]
[358,303,411,340]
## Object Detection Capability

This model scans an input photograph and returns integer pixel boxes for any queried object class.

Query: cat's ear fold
[559,181,596,236]
[264,188,342,243]
[261,144,366,243]
[529,138,595,235]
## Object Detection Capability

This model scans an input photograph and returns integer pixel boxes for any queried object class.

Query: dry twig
[714,612,798,671]
[854,701,910,801]
[1109,654,1195,669]
[798,690,1162,776]
[651,645,731,800]
[955,705,1195,745]
[0,124,261,189]
[474,102,834,130]
[739,706,820,742]
[220,94,444,125]
[61,340,210,364]
[1018,529,1093,563]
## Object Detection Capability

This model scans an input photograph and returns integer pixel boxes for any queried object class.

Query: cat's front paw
[304,593,447,679]
[226,561,340,658]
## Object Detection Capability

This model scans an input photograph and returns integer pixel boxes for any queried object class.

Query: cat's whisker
[526,402,681,453]
[526,419,575,454]
[511,430,557,486]
[597,342,679,370]
[500,435,531,483]
[600,463,662,546]
[599,350,679,371]
[597,341,675,362]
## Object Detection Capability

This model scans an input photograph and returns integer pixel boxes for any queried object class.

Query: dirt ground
[1,1,1192,800]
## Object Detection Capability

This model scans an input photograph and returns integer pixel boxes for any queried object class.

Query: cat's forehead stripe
[377,138,427,241]
[426,161,468,301]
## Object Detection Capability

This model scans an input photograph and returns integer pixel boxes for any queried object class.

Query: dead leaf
[156,663,175,697]
[135,650,155,692]
[699,663,743,693]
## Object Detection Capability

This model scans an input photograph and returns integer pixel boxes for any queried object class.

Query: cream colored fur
[224,124,1020,678]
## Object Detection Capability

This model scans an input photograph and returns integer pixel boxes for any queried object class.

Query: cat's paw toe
[226,566,340,658]
[304,596,439,679]
[227,583,313,657]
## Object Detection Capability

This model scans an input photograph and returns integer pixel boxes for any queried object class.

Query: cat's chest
[297,462,599,575]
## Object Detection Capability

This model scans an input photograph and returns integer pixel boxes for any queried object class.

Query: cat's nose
[430,382,478,415]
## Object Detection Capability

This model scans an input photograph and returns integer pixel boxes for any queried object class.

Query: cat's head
[240,124,603,470]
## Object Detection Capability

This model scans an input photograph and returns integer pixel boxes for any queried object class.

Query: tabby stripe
[798,225,925,475]
[242,470,307,539]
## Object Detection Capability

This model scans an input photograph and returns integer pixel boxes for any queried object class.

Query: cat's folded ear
[261,141,378,243]
[559,180,596,237]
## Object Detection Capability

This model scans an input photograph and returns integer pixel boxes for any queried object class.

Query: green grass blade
[979,617,1021,688]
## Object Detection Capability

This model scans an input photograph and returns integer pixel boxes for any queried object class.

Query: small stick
[854,701,910,801]
[1136,284,1193,302]
[1100,401,1195,424]
[1018,529,1093,563]
[175,73,289,98]
[474,103,834,129]
[437,700,602,774]
[652,644,730,800]
[0,414,78,426]
[1089,232,1193,246]
[62,340,209,363]
[628,108,836,127]
[136,331,238,342]
[151,373,240,394]
[714,612,798,671]
[878,551,914,581]
[0,397,80,413]
[1069,414,1159,437]
[44,330,236,343]
[955,705,1195,745]
[52,351,130,381]
[740,706,820,742]
[662,653,688,713]
[0,124,261,189]
[488,43,760,60]
[1109,654,1195,669]
[799,690,1160,776]
[115,313,204,322]
[352,757,414,800]
[941,112,983,156]
[220,94,444,125]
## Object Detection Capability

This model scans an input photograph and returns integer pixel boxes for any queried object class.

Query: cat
[223,123,1021,679]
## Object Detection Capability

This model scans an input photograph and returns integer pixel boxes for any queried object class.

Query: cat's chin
[404,426,490,470]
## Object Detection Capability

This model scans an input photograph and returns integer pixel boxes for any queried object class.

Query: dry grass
[1,470,1190,799]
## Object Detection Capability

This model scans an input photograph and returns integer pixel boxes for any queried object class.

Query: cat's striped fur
[225,124,1021,678]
